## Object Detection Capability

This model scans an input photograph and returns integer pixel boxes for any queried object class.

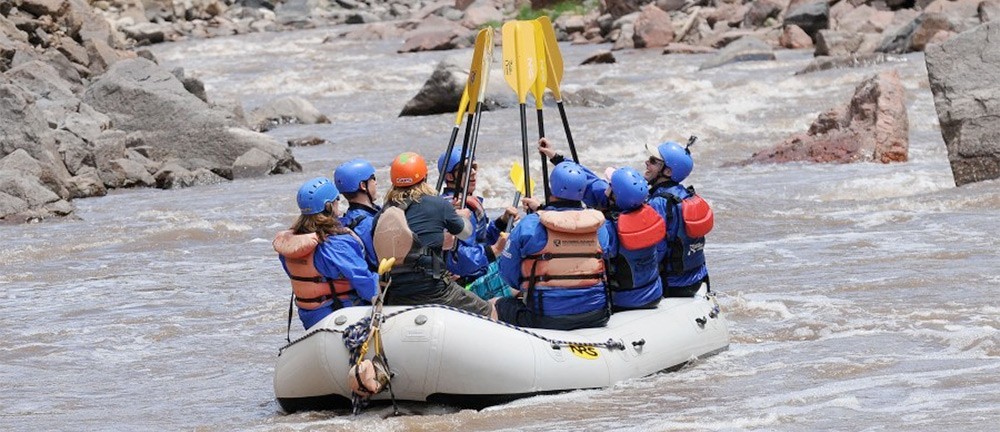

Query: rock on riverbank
[1,0,298,223]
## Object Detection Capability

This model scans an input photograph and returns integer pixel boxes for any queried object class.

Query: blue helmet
[610,167,649,211]
[334,159,375,193]
[437,147,471,174]
[646,141,693,182]
[550,162,588,201]
[297,177,339,215]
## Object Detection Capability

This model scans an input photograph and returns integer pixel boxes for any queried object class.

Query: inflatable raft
[274,285,730,413]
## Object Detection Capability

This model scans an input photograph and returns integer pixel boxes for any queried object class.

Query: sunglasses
[451,161,478,173]
[646,156,663,166]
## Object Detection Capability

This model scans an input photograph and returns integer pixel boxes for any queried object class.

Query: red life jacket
[681,193,714,238]
[273,230,353,309]
[520,209,606,291]
[616,204,666,250]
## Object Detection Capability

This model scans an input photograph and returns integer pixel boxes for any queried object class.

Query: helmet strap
[359,182,375,206]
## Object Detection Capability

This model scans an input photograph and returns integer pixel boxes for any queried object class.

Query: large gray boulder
[399,55,514,117]
[249,95,330,131]
[83,58,299,179]
[925,21,1000,186]
[0,83,72,198]
[699,36,775,70]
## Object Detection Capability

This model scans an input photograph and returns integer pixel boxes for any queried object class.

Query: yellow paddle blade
[502,20,538,104]
[509,162,536,196]
[530,20,547,110]
[454,85,469,126]
[536,16,563,100]
[466,28,490,115]
[377,257,396,276]
[479,27,495,104]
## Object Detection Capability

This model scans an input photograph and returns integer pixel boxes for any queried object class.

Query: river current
[2,27,999,431]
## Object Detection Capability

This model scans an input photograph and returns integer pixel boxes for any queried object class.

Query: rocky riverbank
[1,0,301,223]
[3,0,998,222]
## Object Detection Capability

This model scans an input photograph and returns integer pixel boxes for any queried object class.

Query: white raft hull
[274,287,730,412]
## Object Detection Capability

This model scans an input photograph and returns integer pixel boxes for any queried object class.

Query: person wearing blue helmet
[605,167,666,310]
[537,136,714,298]
[334,159,381,271]
[644,139,713,297]
[273,177,378,331]
[436,148,516,292]
[495,161,612,330]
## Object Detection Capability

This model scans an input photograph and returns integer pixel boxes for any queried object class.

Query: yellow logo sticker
[568,344,599,360]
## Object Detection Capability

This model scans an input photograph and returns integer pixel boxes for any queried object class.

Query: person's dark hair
[290,202,349,242]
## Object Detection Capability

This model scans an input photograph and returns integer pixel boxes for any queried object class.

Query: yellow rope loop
[355,339,371,366]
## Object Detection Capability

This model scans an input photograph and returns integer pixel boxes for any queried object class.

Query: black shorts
[495,297,609,330]
[385,281,492,317]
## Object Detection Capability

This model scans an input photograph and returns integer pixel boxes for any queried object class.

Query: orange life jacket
[520,209,606,291]
[273,230,353,309]
[616,203,666,250]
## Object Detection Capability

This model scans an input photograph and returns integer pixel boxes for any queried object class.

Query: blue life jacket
[340,203,380,272]
[650,183,707,283]
[606,210,665,309]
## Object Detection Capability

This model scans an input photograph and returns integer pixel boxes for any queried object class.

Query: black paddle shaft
[557,101,578,163]
[452,113,475,200]
[505,191,521,233]
[435,125,461,193]
[537,109,551,203]
[519,104,531,199]
[460,103,485,206]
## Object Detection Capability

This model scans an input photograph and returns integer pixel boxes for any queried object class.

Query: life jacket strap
[290,274,327,283]
[524,273,606,283]
[525,252,604,261]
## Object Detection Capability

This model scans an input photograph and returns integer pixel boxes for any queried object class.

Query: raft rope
[278,302,628,355]
[280,291,721,355]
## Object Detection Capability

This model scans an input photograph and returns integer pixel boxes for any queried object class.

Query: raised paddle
[502,20,538,200]
[529,20,553,204]
[458,27,495,207]
[436,86,470,193]
[536,16,578,163]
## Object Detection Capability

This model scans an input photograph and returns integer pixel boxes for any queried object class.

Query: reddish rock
[779,25,813,49]
[398,16,467,53]
[743,70,909,165]
[633,4,674,48]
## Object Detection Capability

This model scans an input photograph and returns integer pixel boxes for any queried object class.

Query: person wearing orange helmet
[371,152,495,318]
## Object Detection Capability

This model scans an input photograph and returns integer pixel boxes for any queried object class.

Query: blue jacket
[498,203,611,317]
[553,159,663,307]
[339,203,380,271]
[440,190,495,281]
[649,182,709,288]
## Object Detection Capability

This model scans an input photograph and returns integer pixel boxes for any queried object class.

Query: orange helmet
[390,152,428,187]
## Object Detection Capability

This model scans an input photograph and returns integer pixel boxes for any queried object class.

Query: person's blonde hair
[384,181,437,207]
[290,202,349,243]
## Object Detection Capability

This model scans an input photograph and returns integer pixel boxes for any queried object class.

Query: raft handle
[631,339,645,349]
[695,317,707,328]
